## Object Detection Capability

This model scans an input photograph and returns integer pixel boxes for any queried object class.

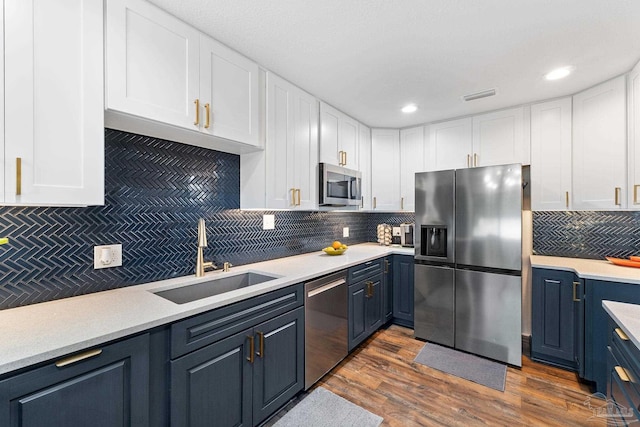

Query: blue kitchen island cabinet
[348,260,384,351]
[531,268,584,372]
[0,333,150,427]
[170,284,304,427]
[393,255,415,328]
[585,279,640,394]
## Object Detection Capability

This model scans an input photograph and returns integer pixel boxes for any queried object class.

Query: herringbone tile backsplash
[533,211,640,259]
[0,129,413,310]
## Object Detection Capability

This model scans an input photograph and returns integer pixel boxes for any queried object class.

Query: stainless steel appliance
[414,164,523,367]
[400,223,414,247]
[319,163,361,206]
[304,270,348,389]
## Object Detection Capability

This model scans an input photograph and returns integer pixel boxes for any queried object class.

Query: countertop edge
[0,244,413,376]
[602,301,640,350]
[530,255,640,284]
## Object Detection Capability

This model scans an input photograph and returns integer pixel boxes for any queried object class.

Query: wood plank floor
[305,325,607,426]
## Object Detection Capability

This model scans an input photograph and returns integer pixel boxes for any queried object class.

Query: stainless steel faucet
[196,218,216,277]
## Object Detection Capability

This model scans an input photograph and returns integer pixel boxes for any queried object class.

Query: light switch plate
[263,214,275,230]
[94,244,122,269]
[343,227,349,237]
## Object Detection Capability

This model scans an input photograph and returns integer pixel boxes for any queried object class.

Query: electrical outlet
[263,214,275,230]
[343,227,349,237]
[94,244,122,269]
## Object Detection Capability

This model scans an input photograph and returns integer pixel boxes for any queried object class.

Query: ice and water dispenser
[420,225,447,258]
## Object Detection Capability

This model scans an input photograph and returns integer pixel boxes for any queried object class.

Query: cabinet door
[573,76,627,210]
[393,255,414,328]
[472,107,526,167]
[253,307,304,425]
[106,0,200,131]
[628,61,640,209]
[200,35,260,146]
[358,124,372,210]
[426,118,473,171]
[0,334,150,427]
[531,269,577,369]
[340,116,359,170]
[531,98,573,210]
[383,257,393,323]
[170,331,253,427]
[292,89,319,209]
[400,126,425,211]
[365,277,383,334]
[319,102,341,166]
[5,0,104,205]
[348,282,367,351]
[371,129,400,210]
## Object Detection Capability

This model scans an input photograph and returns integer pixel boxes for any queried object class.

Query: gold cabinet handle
[467,154,471,168]
[615,328,630,341]
[257,331,264,358]
[634,185,640,205]
[565,191,569,209]
[296,189,301,206]
[55,349,102,368]
[361,196,364,208]
[204,103,211,129]
[615,187,621,206]
[384,259,389,274]
[194,99,200,126]
[247,335,255,363]
[401,197,404,210]
[344,151,347,166]
[290,188,296,206]
[615,366,630,382]
[572,281,580,302]
[373,197,377,209]
[474,153,478,167]
[16,158,22,196]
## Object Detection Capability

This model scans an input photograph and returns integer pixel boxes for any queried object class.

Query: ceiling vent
[462,88,497,102]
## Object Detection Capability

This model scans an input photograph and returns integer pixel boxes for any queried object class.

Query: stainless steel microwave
[319,163,362,206]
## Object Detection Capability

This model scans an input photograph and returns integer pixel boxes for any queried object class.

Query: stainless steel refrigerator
[414,164,523,367]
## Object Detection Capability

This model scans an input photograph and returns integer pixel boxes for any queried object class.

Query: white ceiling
[147,0,640,128]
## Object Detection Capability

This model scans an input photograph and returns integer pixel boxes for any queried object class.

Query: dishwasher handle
[307,279,346,298]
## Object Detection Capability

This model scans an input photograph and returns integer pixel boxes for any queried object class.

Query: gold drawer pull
[474,153,478,167]
[384,259,389,273]
[401,197,404,210]
[194,99,200,126]
[247,335,255,363]
[257,331,264,358]
[467,154,471,168]
[565,191,569,208]
[290,188,296,206]
[572,281,580,302]
[296,189,301,206]
[615,187,621,206]
[16,158,22,196]
[615,366,630,382]
[615,328,630,341]
[373,197,377,209]
[204,103,211,129]
[55,349,102,368]
[635,184,640,204]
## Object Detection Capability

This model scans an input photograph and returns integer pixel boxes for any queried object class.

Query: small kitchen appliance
[400,223,414,247]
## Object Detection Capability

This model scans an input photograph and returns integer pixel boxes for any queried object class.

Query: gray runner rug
[272,387,383,427]
[414,342,507,392]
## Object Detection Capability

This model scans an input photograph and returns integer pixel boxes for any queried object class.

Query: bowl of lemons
[323,241,348,256]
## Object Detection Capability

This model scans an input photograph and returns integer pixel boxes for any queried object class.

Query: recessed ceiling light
[401,104,418,113]
[545,66,575,81]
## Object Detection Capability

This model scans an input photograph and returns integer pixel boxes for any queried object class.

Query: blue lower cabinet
[531,268,582,371]
[607,316,640,424]
[586,280,640,394]
[348,274,383,351]
[0,333,151,427]
[170,307,304,427]
[383,257,393,323]
[392,255,414,328]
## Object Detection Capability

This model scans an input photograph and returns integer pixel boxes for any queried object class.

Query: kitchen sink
[153,272,279,304]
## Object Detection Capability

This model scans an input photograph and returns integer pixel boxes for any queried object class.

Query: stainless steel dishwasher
[304,269,348,389]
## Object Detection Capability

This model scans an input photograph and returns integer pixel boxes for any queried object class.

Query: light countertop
[530,255,640,284]
[0,243,413,376]
[603,301,640,350]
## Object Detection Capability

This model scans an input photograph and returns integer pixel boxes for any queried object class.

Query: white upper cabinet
[426,118,473,171]
[628,61,640,209]
[106,0,199,130]
[371,129,400,210]
[199,35,260,146]
[572,76,627,210]
[400,126,425,211]
[472,107,527,167]
[106,0,260,147]
[319,102,358,169]
[530,98,572,210]
[242,73,318,209]
[358,124,372,210]
[3,0,104,205]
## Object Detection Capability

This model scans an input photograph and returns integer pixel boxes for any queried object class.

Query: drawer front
[609,344,640,422]
[349,258,383,283]
[612,326,640,383]
[170,284,303,359]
